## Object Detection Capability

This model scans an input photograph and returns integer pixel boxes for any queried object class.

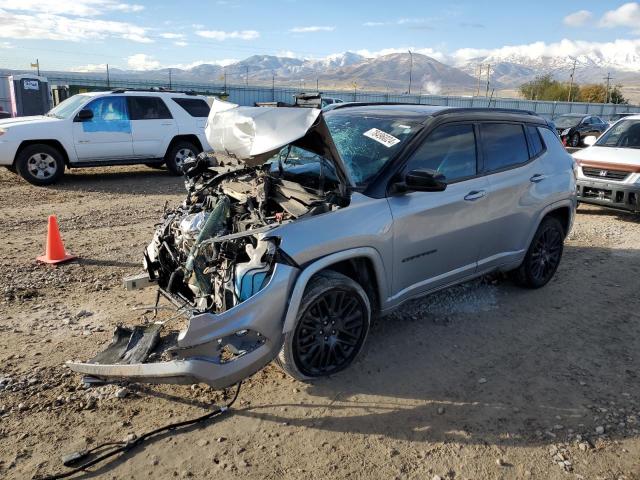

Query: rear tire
[15,144,65,186]
[276,270,371,382]
[165,141,199,175]
[512,216,565,289]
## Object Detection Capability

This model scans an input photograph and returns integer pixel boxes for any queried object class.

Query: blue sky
[0,0,637,71]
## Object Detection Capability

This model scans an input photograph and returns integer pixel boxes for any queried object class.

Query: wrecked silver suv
[68,101,577,388]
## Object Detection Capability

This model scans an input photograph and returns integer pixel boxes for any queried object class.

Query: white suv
[0,90,212,185]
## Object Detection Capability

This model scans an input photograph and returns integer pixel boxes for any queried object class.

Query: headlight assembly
[0,128,6,137]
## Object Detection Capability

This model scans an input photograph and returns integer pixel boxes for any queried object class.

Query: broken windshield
[324,112,420,185]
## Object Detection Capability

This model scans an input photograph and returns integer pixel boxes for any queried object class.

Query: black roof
[326,102,543,123]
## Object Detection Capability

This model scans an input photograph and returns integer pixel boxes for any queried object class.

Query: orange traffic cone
[36,215,76,264]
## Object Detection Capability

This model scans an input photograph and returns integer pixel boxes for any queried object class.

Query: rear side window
[481,123,529,172]
[128,96,172,120]
[172,98,210,117]
[527,125,544,158]
[404,124,477,183]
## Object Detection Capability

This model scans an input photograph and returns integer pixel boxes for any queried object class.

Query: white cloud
[169,59,237,69]
[159,32,185,39]
[363,21,385,27]
[355,47,447,62]
[196,29,259,40]
[449,38,640,71]
[599,2,640,31]
[0,0,144,17]
[71,63,108,72]
[174,41,188,47]
[289,25,335,33]
[277,50,300,58]
[0,8,152,42]
[563,10,593,27]
[127,53,160,70]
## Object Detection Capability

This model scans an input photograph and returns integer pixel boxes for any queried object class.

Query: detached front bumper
[576,179,640,213]
[67,263,299,389]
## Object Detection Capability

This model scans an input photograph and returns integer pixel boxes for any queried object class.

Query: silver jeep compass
[68,102,577,388]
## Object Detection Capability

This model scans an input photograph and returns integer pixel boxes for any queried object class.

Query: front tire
[15,144,65,186]
[276,270,371,382]
[165,141,199,175]
[570,132,581,148]
[513,216,565,289]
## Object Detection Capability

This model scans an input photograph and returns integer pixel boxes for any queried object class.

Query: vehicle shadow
[34,245,640,479]
[54,166,186,196]
[237,244,640,447]
[576,204,640,224]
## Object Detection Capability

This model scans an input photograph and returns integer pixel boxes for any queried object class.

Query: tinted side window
[527,125,544,158]
[172,98,210,117]
[481,123,529,172]
[128,97,172,120]
[593,117,604,125]
[405,124,477,182]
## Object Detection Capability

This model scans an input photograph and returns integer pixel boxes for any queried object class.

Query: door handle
[78,140,90,144]
[464,190,486,201]
[161,122,173,126]
[530,174,547,183]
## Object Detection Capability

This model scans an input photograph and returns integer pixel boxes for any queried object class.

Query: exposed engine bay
[144,149,346,314]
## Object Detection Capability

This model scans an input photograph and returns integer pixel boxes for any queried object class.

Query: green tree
[519,74,579,101]
[609,85,628,104]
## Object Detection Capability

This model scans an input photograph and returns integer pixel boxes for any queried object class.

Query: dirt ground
[0,165,639,480]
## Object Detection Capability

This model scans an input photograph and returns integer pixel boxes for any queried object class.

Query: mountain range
[4,50,639,99]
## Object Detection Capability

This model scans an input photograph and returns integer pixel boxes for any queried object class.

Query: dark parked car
[553,114,608,147]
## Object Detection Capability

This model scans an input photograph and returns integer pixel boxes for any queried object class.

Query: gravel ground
[0,166,639,480]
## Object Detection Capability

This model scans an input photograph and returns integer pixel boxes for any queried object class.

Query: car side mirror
[583,135,597,146]
[395,169,447,193]
[75,109,93,122]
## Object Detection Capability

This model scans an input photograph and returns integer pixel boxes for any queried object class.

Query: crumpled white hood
[205,98,320,165]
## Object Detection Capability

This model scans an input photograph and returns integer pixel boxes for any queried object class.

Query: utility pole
[106,64,110,89]
[604,72,613,103]
[485,63,491,98]
[408,50,413,95]
[567,59,577,103]
[245,66,249,86]
[316,77,319,92]
[32,59,40,76]
[168,68,172,89]
[272,71,275,101]
[476,63,483,97]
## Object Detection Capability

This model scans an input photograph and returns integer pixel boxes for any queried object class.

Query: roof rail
[324,102,538,117]
[110,88,201,96]
[433,107,537,116]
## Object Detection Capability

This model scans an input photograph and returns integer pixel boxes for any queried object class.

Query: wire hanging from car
[34,381,242,480]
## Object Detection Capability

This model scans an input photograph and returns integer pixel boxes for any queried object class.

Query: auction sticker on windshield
[363,128,400,147]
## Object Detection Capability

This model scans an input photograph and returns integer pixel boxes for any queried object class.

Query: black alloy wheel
[513,216,565,289]
[293,288,368,377]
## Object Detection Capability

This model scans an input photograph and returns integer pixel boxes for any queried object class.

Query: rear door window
[481,123,530,172]
[172,98,210,117]
[128,96,172,120]
[404,123,477,183]
[526,125,544,158]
